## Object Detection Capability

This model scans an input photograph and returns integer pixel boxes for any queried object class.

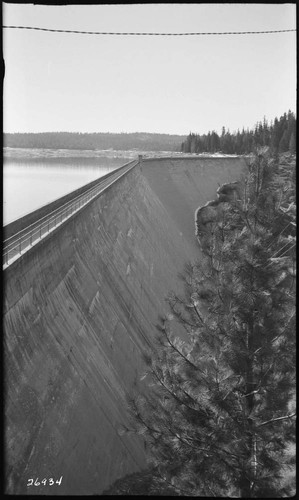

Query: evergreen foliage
[3,131,185,152]
[102,467,179,495]
[119,152,296,497]
[182,111,296,155]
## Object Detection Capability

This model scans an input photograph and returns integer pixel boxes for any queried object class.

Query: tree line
[4,111,295,156]
[3,131,185,152]
[182,111,296,155]
[104,151,296,496]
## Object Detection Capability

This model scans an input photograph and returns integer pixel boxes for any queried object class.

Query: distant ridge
[3,131,186,152]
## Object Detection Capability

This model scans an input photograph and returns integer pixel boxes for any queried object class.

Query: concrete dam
[4,156,248,495]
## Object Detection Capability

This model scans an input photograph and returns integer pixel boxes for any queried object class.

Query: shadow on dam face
[3,156,248,495]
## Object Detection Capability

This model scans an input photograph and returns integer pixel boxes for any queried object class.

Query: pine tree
[123,152,296,497]
[235,129,243,154]
[262,116,270,146]
[289,132,296,152]
[210,131,220,152]
[180,112,296,155]
[279,129,289,152]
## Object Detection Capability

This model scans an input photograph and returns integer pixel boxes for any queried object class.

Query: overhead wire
[2,26,297,36]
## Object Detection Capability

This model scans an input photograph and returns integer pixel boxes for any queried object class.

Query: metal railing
[3,159,139,269]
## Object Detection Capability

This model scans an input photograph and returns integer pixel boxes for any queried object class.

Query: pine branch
[176,384,211,417]
[217,287,225,304]
[167,301,197,328]
[257,413,296,428]
[158,474,193,496]
[162,323,208,378]
[151,365,210,419]
[252,312,296,357]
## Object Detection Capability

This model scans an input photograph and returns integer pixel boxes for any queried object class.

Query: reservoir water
[3,149,133,225]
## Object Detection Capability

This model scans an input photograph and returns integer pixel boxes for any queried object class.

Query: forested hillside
[182,111,296,155]
[4,111,295,155]
[3,132,185,152]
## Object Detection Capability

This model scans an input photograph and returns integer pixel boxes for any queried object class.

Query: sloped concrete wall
[141,156,248,242]
[4,157,248,495]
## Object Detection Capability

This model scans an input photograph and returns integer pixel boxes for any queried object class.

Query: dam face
[4,156,248,495]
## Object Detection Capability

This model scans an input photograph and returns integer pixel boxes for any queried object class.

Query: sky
[3,3,297,136]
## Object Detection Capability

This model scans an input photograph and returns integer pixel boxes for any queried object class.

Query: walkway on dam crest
[3,159,139,269]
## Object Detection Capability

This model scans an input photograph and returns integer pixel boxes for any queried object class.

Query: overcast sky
[3,3,296,136]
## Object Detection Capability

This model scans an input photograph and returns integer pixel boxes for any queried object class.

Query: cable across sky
[2,26,297,36]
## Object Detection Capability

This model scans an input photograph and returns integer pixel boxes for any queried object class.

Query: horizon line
[3,130,188,137]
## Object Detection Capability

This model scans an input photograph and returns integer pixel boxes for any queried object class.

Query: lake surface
[3,147,187,226]
[3,149,134,225]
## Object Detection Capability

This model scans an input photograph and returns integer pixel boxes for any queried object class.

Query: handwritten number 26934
[27,477,63,487]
